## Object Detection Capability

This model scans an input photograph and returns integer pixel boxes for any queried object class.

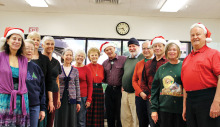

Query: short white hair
[41,36,55,45]
[75,49,86,59]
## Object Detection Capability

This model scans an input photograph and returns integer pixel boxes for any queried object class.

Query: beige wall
[0,11,220,48]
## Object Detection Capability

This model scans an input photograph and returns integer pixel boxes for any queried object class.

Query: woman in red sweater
[86,47,105,127]
[74,50,93,127]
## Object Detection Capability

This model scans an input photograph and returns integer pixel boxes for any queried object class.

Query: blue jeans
[30,105,40,127]
[77,97,87,127]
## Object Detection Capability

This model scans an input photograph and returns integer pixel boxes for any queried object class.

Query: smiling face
[29,35,41,49]
[153,43,165,57]
[142,42,153,59]
[104,46,116,60]
[128,44,140,58]
[24,42,35,61]
[190,27,206,51]
[7,34,23,52]
[89,51,99,64]
[42,40,55,54]
[75,53,85,64]
[63,50,73,65]
[167,44,179,60]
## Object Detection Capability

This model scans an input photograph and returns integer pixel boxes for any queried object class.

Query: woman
[27,32,53,127]
[86,47,105,127]
[150,40,186,127]
[0,27,30,126]
[54,48,81,127]
[140,36,168,127]
[74,50,93,127]
[23,39,46,127]
[41,36,62,127]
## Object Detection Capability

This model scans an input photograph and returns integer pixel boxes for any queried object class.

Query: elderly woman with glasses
[74,50,93,127]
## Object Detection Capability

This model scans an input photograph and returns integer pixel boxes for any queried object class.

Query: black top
[50,57,62,92]
[32,51,53,92]
[26,61,46,111]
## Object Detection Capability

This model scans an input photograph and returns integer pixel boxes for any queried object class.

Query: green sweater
[122,54,144,93]
[151,61,183,114]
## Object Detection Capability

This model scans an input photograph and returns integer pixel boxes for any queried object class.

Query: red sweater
[74,66,93,103]
[87,63,104,83]
[132,59,145,97]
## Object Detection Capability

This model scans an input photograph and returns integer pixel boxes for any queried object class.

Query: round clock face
[116,22,130,35]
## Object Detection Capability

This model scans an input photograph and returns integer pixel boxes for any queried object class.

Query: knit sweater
[74,66,93,103]
[26,61,46,111]
[122,54,144,93]
[59,66,81,104]
[151,61,183,114]
[132,58,151,97]
[87,63,104,84]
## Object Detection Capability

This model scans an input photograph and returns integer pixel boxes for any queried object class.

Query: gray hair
[24,39,35,47]
[61,48,74,63]
[75,49,86,60]
[41,36,55,45]
[142,40,151,48]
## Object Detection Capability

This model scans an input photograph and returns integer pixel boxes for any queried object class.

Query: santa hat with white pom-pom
[190,23,212,43]
[0,27,24,51]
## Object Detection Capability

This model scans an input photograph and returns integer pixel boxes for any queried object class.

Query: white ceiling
[0,0,220,19]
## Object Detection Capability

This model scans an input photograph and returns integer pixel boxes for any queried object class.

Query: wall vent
[94,0,121,4]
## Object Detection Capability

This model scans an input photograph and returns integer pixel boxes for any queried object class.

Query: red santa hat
[151,36,166,46]
[190,23,212,43]
[0,27,24,43]
[100,42,115,52]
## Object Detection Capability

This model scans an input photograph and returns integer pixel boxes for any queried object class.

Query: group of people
[0,22,219,127]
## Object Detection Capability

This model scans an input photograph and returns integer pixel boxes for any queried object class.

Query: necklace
[91,64,98,76]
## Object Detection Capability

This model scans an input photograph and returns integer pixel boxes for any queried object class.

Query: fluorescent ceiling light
[160,0,188,12]
[25,0,48,7]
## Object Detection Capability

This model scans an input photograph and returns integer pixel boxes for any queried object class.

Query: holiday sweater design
[161,75,183,96]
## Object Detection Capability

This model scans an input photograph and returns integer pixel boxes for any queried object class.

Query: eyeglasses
[25,47,34,51]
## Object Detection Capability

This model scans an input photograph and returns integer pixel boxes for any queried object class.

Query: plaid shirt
[140,56,168,99]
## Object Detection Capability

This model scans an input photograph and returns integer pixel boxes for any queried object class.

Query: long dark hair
[3,34,25,56]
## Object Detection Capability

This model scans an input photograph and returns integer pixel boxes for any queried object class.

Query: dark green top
[151,61,183,114]
[122,54,144,93]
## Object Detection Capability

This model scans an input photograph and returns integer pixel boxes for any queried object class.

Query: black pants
[135,96,155,127]
[105,85,122,127]
[159,111,186,127]
[186,87,220,127]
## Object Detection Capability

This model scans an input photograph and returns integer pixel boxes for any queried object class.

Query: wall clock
[116,22,130,35]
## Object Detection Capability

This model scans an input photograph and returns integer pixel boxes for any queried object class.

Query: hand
[57,99,61,109]
[210,100,220,118]
[151,112,158,124]
[39,111,45,121]
[140,92,147,100]
[85,102,91,108]
[121,87,124,92]
[48,101,55,113]
[76,104,81,112]
[182,106,186,121]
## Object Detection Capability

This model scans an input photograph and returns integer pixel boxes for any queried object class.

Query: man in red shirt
[181,23,220,127]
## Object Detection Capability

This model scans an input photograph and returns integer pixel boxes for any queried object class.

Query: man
[132,41,154,127]
[181,23,220,127]
[121,38,144,127]
[140,36,168,127]
[102,42,127,127]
